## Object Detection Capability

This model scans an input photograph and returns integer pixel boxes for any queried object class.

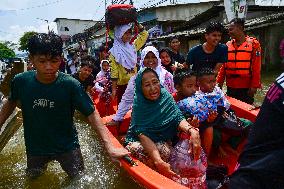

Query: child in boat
[172,68,198,102]
[109,23,148,104]
[93,60,115,117]
[178,68,251,156]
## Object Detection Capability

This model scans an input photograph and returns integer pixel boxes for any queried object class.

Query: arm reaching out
[87,110,129,160]
[139,134,179,179]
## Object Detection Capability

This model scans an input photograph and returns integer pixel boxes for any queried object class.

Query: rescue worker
[217,18,262,104]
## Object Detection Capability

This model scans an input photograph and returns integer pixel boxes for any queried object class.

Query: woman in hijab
[107,46,175,128]
[93,60,115,117]
[109,23,148,104]
[124,67,201,178]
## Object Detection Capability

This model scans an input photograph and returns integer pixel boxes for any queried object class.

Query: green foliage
[18,31,37,51]
[0,42,16,59]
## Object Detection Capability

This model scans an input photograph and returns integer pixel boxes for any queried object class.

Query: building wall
[264,23,284,68]
[156,3,216,21]
[55,19,97,36]
[247,21,284,69]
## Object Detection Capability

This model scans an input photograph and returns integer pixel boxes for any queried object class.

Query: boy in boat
[0,33,129,178]
[177,68,251,156]
[172,68,198,102]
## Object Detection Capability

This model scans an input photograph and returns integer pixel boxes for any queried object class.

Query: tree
[19,31,37,51]
[0,42,16,59]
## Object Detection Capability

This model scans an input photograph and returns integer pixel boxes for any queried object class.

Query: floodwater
[0,70,282,189]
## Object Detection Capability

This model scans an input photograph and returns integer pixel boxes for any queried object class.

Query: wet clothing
[229,72,284,189]
[125,68,184,144]
[186,44,228,72]
[26,148,84,178]
[9,71,94,156]
[73,72,94,91]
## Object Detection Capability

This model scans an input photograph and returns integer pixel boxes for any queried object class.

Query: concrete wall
[55,19,97,36]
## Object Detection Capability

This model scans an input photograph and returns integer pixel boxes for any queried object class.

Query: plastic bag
[170,139,207,188]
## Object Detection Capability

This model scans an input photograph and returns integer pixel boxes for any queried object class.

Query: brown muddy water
[0,70,282,189]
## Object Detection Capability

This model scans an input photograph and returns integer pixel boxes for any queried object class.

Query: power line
[83,0,109,30]
[138,0,169,11]
[18,0,65,11]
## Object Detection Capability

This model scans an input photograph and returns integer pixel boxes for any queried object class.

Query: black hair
[82,55,95,64]
[159,47,172,57]
[80,55,95,70]
[205,22,225,34]
[80,61,94,70]
[159,47,175,73]
[142,67,159,81]
[173,68,195,86]
[229,18,245,29]
[169,36,179,43]
[28,33,63,57]
[197,67,215,78]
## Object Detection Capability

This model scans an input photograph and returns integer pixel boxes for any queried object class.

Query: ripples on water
[0,116,143,189]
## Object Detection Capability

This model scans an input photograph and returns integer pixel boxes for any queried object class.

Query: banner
[224,0,247,22]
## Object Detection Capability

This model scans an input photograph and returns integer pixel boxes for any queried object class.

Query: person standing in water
[0,33,129,179]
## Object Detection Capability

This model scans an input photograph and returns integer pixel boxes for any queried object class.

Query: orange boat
[99,96,260,189]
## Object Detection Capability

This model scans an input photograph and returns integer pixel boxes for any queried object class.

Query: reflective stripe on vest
[225,38,254,77]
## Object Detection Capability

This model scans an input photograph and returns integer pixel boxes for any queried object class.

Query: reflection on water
[254,70,283,107]
[0,117,143,189]
[0,70,282,189]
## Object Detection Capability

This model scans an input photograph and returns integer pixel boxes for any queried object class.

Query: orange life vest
[225,37,255,77]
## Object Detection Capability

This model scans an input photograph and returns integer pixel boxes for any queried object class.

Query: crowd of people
[1,16,284,189]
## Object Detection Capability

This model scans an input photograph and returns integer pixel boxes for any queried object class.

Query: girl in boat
[93,60,115,117]
[124,67,201,179]
[107,46,175,127]
[109,23,148,104]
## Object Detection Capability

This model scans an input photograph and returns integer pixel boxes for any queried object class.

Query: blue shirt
[186,44,228,72]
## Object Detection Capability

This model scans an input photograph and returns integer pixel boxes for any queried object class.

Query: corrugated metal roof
[156,11,284,39]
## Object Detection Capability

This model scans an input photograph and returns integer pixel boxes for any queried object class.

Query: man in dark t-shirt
[229,72,284,189]
[0,33,129,179]
[186,22,227,74]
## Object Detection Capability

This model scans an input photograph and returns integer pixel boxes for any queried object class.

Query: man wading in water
[0,33,129,178]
